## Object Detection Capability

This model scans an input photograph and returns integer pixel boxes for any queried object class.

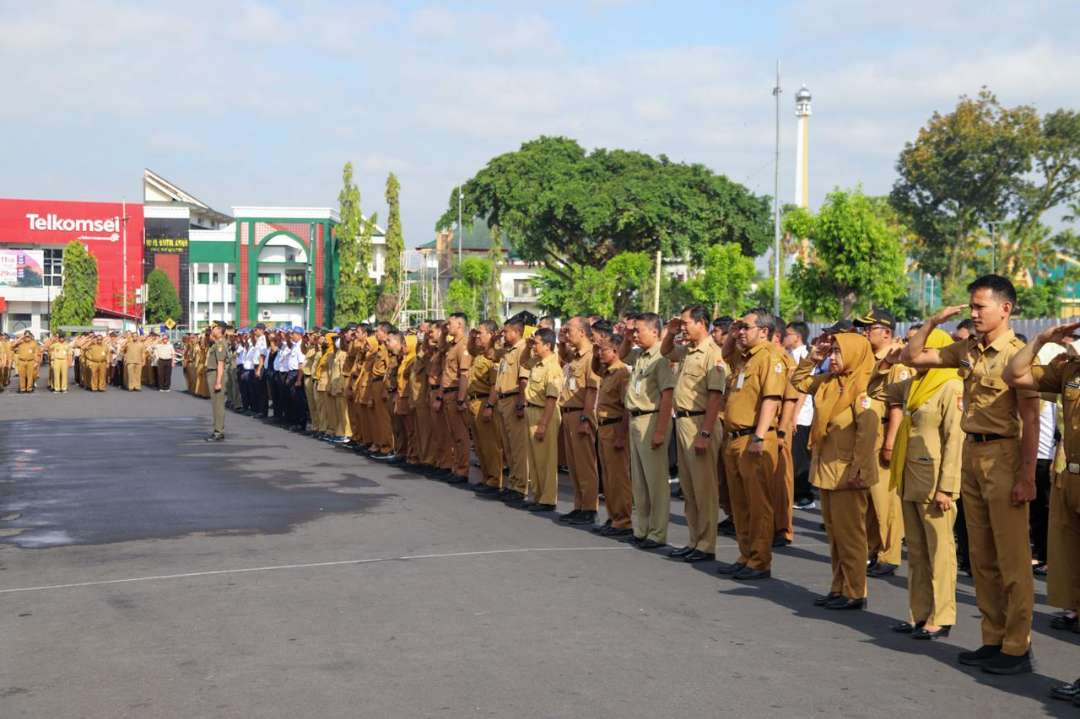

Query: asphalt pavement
[0,371,1077,718]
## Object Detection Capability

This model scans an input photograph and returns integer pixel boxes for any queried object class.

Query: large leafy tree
[334,162,375,325]
[535,264,616,318]
[486,225,505,323]
[444,257,492,320]
[890,89,1041,293]
[787,188,907,320]
[684,242,756,317]
[604,251,654,317]
[51,241,97,327]
[145,269,182,324]
[436,136,771,277]
[376,172,405,322]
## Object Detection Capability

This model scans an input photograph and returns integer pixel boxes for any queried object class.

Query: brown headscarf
[810,332,875,446]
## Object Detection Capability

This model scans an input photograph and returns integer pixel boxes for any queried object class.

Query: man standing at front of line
[14,331,40,393]
[902,274,1038,675]
[205,322,228,442]
[49,332,72,393]
[559,316,600,526]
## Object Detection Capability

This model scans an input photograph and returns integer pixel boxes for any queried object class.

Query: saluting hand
[1036,321,1080,347]
[930,305,966,326]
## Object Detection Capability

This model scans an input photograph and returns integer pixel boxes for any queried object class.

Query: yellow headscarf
[398,335,417,393]
[316,333,336,377]
[889,328,959,490]
[367,336,378,351]
[810,332,875,447]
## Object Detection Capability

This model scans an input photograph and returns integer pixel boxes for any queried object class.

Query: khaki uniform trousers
[902,499,957,626]
[724,433,778,571]
[562,417,600,511]
[125,362,142,390]
[821,487,869,599]
[629,413,670,543]
[468,399,504,488]
[676,415,720,554]
[333,393,351,438]
[497,397,531,496]
[770,436,795,541]
[318,389,335,435]
[371,382,395,453]
[1048,471,1080,612]
[303,379,318,431]
[413,398,432,465]
[0,365,9,389]
[598,423,632,529]
[526,405,561,505]
[50,362,68,391]
[207,371,226,435]
[444,402,471,476]
[718,450,733,518]
[88,361,107,391]
[17,359,36,391]
[962,438,1033,656]
[429,404,451,469]
[868,461,905,565]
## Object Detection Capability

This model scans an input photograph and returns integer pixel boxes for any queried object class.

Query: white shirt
[254,337,268,367]
[1038,400,1057,461]
[273,347,287,372]
[789,344,815,427]
[287,343,303,371]
[242,345,256,370]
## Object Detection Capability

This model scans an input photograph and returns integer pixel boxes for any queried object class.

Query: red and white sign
[0,198,144,317]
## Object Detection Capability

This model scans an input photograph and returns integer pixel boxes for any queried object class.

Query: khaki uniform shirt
[725,342,787,430]
[441,338,468,389]
[85,343,108,363]
[525,353,564,408]
[468,352,497,398]
[666,337,726,412]
[625,343,676,412]
[205,339,227,373]
[372,344,390,380]
[15,340,39,361]
[559,341,596,410]
[330,349,348,396]
[49,341,70,363]
[410,354,428,404]
[302,347,317,377]
[886,377,964,501]
[124,340,144,364]
[1030,358,1080,489]
[937,329,1035,436]
[596,360,630,421]
[494,339,526,396]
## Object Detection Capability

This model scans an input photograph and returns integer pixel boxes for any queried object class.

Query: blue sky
[2,0,1077,247]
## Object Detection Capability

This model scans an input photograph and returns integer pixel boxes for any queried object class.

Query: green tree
[334,162,375,325]
[747,276,801,320]
[1016,280,1063,318]
[604,251,654,317]
[684,242,756,317]
[890,89,1041,293]
[535,264,616,317]
[50,241,98,327]
[436,136,771,276]
[457,257,492,320]
[787,188,907,320]
[486,225,505,323]
[377,172,405,322]
[145,269,182,324]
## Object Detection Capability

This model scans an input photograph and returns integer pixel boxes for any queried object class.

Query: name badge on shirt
[568,377,577,391]
[736,372,746,390]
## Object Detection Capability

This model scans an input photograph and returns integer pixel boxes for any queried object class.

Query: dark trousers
[239,369,253,411]
[956,497,970,568]
[792,424,813,501]
[157,360,172,390]
[1031,458,1053,564]
[283,370,300,424]
[252,371,268,415]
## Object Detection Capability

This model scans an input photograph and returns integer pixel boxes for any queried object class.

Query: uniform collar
[574,339,592,358]
[976,328,1016,354]
[605,359,626,374]
[741,341,768,360]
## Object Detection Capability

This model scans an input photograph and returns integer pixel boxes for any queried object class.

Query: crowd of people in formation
[180,275,1079,700]
[0,329,176,393]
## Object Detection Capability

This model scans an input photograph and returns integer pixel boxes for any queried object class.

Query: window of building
[258,273,281,286]
[513,279,535,298]
[43,248,63,287]
[197,271,220,285]
[227,273,236,285]
[285,271,306,302]
[11,313,32,332]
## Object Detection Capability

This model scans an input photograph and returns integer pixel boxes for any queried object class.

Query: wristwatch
[751,434,764,443]
[579,414,589,423]
[699,430,711,438]
[484,402,495,410]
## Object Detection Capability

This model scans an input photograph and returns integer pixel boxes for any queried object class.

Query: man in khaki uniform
[856,308,910,577]
[124,334,145,391]
[302,333,319,433]
[368,323,396,457]
[559,317,600,525]
[620,313,676,549]
[903,274,1037,675]
[205,322,229,441]
[662,306,726,562]
[467,321,504,495]
[719,308,786,580]
[49,333,72,392]
[14,331,40,393]
[0,333,13,391]
[770,327,801,545]
[520,328,563,511]
[439,313,472,482]
[588,320,632,537]
[84,335,109,391]
[489,315,532,504]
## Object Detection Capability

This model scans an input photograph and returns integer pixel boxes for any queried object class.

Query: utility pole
[122,199,128,319]
[772,60,782,317]
[989,221,999,274]
[457,186,464,268]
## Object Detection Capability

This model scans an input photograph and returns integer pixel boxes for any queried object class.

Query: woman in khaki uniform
[409,343,431,467]
[330,336,352,442]
[194,334,209,398]
[886,328,963,640]
[315,333,336,438]
[793,332,879,610]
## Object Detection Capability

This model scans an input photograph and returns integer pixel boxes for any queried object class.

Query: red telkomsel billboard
[0,198,145,317]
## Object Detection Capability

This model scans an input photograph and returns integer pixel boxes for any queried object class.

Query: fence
[805,318,1061,341]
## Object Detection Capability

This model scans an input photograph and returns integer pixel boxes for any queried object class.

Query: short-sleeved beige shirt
[667,337,726,412]
[724,342,787,429]
[625,343,676,412]
[937,329,1035,436]
[525,353,564,407]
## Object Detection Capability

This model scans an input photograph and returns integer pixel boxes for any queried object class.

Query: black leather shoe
[627,535,644,546]
[668,546,694,558]
[867,562,898,577]
[1051,678,1080,701]
[473,485,498,495]
[891,621,925,634]
[637,539,664,550]
[501,490,524,504]
[204,432,224,442]
[683,550,715,563]
[716,562,746,576]
[603,527,633,538]
[526,503,556,513]
[733,567,771,580]
[558,510,582,524]
[911,625,951,640]
[813,593,840,606]
[717,518,736,536]
[982,649,1033,675]
[824,596,865,610]
[507,498,531,509]
[1051,613,1078,631]
[772,534,791,547]
[445,474,469,485]
[568,511,596,526]
[958,645,1002,666]
[591,520,613,534]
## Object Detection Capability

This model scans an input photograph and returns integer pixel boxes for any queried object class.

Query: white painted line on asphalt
[0,546,632,595]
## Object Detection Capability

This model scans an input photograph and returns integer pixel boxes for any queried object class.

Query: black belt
[371,375,384,382]
[967,432,1011,443]
[728,426,775,440]
[675,409,705,418]
[598,416,621,427]
[630,409,658,417]
[468,393,486,400]
[429,383,440,390]
[498,390,519,399]
[528,402,545,409]
[562,406,584,412]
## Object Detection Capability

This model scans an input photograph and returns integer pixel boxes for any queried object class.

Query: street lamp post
[771,60,782,317]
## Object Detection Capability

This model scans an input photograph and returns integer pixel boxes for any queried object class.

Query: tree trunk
[841,292,857,320]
